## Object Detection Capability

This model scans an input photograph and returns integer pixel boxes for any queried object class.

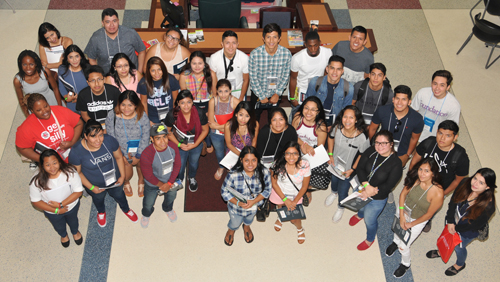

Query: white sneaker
[324,192,338,207]
[332,208,344,223]
[140,216,150,228]
[388,192,395,204]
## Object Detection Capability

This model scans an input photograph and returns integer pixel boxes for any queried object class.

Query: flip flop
[274,219,282,232]
[138,184,144,197]
[297,228,305,244]
[224,230,234,246]
[123,184,133,197]
[243,225,254,243]
[214,168,224,180]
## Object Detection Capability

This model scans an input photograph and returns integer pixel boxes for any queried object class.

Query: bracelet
[55,208,59,214]
[167,182,172,186]
[90,185,95,191]
[282,197,288,202]
[236,199,240,206]
[64,97,68,101]
[59,202,62,208]
[178,142,181,147]
[289,97,295,101]
[399,206,404,210]
[363,183,369,188]
[328,152,333,156]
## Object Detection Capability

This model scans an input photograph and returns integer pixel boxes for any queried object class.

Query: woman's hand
[92,186,104,194]
[344,169,354,178]
[59,141,73,150]
[240,199,256,210]
[403,221,413,230]
[181,144,195,151]
[301,142,315,156]
[284,198,297,211]
[47,201,60,209]
[359,189,370,200]
[116,176,125,186]
[364,185,379,197]
[399,217,407,230]
[208,121,218,130]
[57,206,69,214]
[447,223,456,234]
[131,156,140,166]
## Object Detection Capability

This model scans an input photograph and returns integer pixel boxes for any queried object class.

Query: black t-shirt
[76,84,121,125]
[256,125,298,159]
[137,77,181,123]
[416,137,469,189]
[164,105,208,135]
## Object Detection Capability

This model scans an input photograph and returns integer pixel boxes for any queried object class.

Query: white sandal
[274,219,282,232]
[297,228,305,244]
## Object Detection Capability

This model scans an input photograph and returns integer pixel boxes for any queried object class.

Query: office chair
[258,7,295,29]
[196,0,248,28]
[457,0,500,69]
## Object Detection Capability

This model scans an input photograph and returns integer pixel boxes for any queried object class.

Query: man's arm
[289,71,299,106]
[137,50,146,75]
[409,151,422,171]
[444,175,466,195]
[240,73,250,102]
[276,52,292,96]
[368,122,379,140]
[248,51,265,100]
[88,58,97,66]
[406,132,421,157]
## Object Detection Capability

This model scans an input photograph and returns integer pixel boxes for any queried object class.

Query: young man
[85,8,146,74]
[411,70,461,142]
[210,30,249,101]
[409,120,469,232]
[139,123,181,228]
[352,63,394,125]
[369,85,423,167]
[76,65,121,131]
[331,26,374,85]
[288,31,331,123]
[304,55,353,126]
[249,23,292,121]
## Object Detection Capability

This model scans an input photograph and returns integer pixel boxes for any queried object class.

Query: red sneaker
[357,240,373,251]
[97,212,107,227]
[124,209,138,223]
[349,215,363,226]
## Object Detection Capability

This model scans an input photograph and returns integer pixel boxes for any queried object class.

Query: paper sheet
[301,145,330,169]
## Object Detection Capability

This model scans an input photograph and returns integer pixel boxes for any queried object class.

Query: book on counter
[277,204,306,222]
[173,125,195,144]
[391,216,411,244]
[340,192,372,212]
[287,30,304,46]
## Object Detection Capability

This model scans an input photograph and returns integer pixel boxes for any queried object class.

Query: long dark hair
[230,102,256,140]
[172,90,194,122]
[331,105,367,137]
[61,44,90,76]
[144,56,170,96]
[17,50,44,81]
[107,53,138,91]
[294,96,326,132]
[271,141,303,179]
[231,146,266,191]
[452,168,497,221]
[114,90,144,123]
[182,51,212,94]
[38,22,61,48]
[403,158,442,189]
[30,149,77,191]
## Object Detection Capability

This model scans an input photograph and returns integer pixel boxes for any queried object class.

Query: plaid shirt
[221,169,272,217]
[249,45,292,100]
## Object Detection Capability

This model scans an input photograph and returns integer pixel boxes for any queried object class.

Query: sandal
[426,250,441,259]
[224,229,234,246]
[243,225,254,243]
[274,219,282,232]
[123,184,133,197]
[206,146,214,153]
[297,228,305,244]
[214,168,224,180]
[138,184,144,197]
[445,263,466,276]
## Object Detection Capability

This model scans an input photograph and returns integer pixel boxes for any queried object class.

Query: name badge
[336,156,347,173]
[261,155,274,168]
[127,139,140,153]
[423,116,435,133]
[228,78,237,92]
[403,203,412,222]
[325,110,335,125]
[157,106,169,121]
[108,55,114,64]
[161,159,173,175]
[102,169,117,187]
[394,140,400,153]
[349,175,362,191]
[362,112,373,125]
[97,117,106,130]
[267,76,277,90]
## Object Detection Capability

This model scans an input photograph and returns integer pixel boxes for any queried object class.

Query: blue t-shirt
[372,104,424,156]
[137,77,180,123]
[68,134,121,187]
[57,66,88,113]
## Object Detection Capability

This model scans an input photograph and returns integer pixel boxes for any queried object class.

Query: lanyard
[368,152,393,182]
[423,94,447,119]
[91,87,109,120]
[404,183,433,211]
[154,146,173,163]
[70,70,79,93]
[85,140,115,176]
[389,112,408,143]
[223,54,235,79]
[105,30,121,60]
[429,143,453,164]
[262,128,284,156]
[121,114,142,141]
[361,85,384,114]
[37,112,65,146]
[338,127,356,166]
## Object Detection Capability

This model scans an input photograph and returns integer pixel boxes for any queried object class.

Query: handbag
[242,172,269,222]
[286,172,309,207]
[477,222,489,241]
[309,162,332,191]
[436,226,462,263]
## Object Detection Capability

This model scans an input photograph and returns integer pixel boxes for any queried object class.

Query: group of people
[15,8,495,279]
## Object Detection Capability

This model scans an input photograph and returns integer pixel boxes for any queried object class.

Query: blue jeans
[331,174,352,207]
[358,198,388,242]
[455,235,477,267]
[178,142,203,180]
[288,102,300,124]
[141,181,177,217]
[204,134,212,148]
[227,211,256,230]
[85,184,130,214]
[210,132,226,168]
[45,201,80,238]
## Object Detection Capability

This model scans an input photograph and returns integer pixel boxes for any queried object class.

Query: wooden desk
[297,3,337,31]
[136,28,377,55]
[148,0,189,29]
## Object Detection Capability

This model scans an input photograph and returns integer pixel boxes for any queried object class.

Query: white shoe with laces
[324,192,338,207]
[332,208,344,223]
[388,192,395,204]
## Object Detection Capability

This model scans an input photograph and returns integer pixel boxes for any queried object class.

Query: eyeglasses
[304,107,318,112]
[285,152,299,157]
[166,34,181,42]
[394,119,402,133]
[115,64,129,70]
[88,78,104,84]
[374,141,391,147]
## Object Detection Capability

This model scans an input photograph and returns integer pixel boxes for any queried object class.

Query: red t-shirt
[16,106,80,153]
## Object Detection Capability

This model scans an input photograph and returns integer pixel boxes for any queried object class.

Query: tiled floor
[1,1,499,281]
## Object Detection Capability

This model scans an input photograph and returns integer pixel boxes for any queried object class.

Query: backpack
[315,76,349,97]
[160,0,186,29]
[356,78,392,105]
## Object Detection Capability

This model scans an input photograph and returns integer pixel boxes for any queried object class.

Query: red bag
[437,226,462,263]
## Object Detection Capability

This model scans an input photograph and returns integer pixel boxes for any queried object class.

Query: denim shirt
[305,76,354,119]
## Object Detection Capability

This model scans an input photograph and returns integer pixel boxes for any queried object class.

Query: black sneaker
[393,264,410,278]
[385,242,398,257]
[189,178,198,192]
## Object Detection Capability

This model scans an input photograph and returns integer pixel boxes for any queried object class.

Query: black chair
[258,7,295,29]
[196,0,248,28]
[457,0,500,69]
[483,0,500,16]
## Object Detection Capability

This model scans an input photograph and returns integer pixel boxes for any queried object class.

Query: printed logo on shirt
[148,94,171,107]
[419,103,449,117]
[152,86,169,98]
[41,131,50,139]
[424,153,448,174]
[87,100,114,112]
[90,152,113,166]
[40,123,67,143]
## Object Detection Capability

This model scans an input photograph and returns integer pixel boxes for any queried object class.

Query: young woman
[326,105,370,223]
[38,22,73,74]
[14,50,62,117]
[29,149,83,248]
[105,53,143,92]
[426,168,496,277]
[270,141,310,244]
[291,96,328,202]
[144,27,191,80]
[349,130,403,251]
[164,90,209,192]
[225,102,259,156]
[58,44,90,112]
[68,120,139,228]
[220,146,272,246]
[386,158,444,278]
[105,90,150,197]
[256,108,298,169]
[208,79,240,180]
[138,57,180,124]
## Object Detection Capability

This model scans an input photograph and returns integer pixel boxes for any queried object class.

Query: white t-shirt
[290,46,331,102]
[277,160,311,198]
[209,49,249,99]
[29,171,84,214]
[411,87,461,142]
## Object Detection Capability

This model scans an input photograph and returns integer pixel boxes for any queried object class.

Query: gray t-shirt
[84,26,146,74]
[330,126,370,171]
[353,80,394,124]
[332,41,374,84]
